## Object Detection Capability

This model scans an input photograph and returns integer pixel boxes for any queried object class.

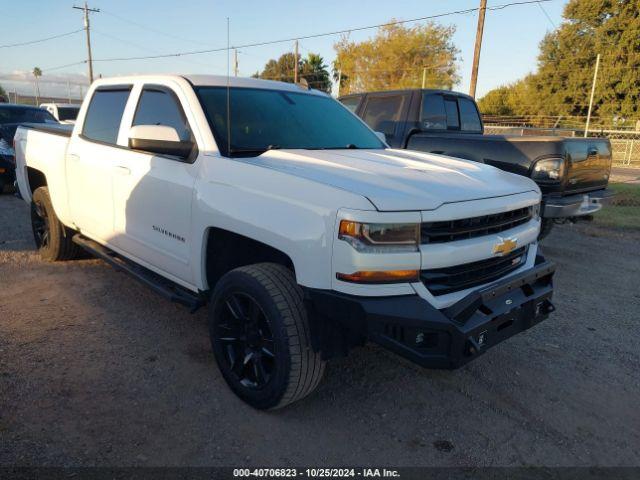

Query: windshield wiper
[306,145,364,150]
[228,144,280,157]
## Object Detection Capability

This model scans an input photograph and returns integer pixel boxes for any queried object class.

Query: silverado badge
[493,237,518,256]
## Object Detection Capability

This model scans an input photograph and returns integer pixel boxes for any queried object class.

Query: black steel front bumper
[542,188,615,218]
[306,256,555,369]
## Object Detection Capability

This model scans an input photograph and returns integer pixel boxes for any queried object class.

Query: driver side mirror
[128,125,194,159]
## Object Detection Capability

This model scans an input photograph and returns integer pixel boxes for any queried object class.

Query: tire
[31,186,81,261]
[538,218,554,241]
[208,263,325,410]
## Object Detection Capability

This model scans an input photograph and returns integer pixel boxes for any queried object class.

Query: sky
[0,0,567,100]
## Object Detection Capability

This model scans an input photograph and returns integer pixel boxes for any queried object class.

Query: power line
[91,29,224,70]
[537,2,557,28]
[100,9,211,46]
[42,60,87,72]
[0,29,83,49]
[91,0,556,64]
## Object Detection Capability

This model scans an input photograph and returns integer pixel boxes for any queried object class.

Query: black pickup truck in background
[340,89,614,238]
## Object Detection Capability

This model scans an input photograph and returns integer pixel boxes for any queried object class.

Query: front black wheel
[209,263,325,410]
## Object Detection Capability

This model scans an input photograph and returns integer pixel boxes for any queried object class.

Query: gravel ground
[1,193,639,467]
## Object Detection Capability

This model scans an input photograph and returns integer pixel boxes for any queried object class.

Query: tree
[33,67,42,103]
[0,84,7,102]
[255,52,332,92]
[256,52,299,82]
[478,0,640,125]
[300,53,331,93]
[333,21,459,94]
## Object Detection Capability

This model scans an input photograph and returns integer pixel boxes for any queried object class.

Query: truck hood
[249,148,539,211]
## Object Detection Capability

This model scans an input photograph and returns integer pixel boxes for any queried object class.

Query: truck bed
[14,124,71,204]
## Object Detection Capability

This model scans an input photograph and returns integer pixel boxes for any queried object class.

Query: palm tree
[32,67,42,105]
[301,53,331,93]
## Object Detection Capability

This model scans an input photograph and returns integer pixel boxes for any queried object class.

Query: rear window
[458,98,482,132]
[362,95,406,136]
[444,99,460,129]
[57,106,80,121]
[0,107,57,125]
[82,88,131,144]
[422,94,482,132]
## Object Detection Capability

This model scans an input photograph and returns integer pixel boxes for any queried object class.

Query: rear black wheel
[31,187,81,261]
[209,263,325,410]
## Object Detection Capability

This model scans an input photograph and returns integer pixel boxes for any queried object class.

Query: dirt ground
[1,193,639,467]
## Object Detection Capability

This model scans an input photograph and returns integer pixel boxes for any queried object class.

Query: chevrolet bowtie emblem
[493,237,518,256]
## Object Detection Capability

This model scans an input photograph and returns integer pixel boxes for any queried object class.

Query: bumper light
[336,269,419,284]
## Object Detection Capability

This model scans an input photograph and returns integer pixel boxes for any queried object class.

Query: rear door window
[421,94,447,130]
[458,97,482,132]
[82,88,131,144]
[361,95,406,138]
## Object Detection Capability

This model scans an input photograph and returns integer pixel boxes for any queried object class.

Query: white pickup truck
[15,74,555,409]
[39,103,81,125]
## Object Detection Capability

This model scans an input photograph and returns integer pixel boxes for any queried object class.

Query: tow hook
[536,299,555,317]
[465,336,482,357]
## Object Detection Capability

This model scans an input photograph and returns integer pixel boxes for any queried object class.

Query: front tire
[31,186,81,261]
[208,263,325,410]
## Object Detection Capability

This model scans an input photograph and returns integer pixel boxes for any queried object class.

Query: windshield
[196,87,384,157]
[0,107,58,125]
[57,106,80,121]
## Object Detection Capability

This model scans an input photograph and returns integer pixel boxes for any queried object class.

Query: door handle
[113,165,131,175]
[67,154,80,162]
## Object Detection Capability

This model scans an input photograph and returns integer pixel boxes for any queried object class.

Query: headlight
[532,158,565,182]
[338,220,420,253]
[530,203,541,220]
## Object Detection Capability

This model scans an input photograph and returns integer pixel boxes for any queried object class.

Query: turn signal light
[336,270,420,284]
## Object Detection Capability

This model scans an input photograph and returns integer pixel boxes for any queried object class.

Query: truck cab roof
[91,74,327,96]
[340,88,475,101]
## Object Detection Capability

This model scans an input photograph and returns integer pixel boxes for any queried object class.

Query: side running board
[72,234,205,313]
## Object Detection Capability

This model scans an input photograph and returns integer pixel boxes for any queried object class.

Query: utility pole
[294,40,299,83]
[67,81,72,103]
[233,49,238,76]
[73,2,99,84]
[337,69,342,97]
[469,0,487,98]
[422,67,427,89]
[584,53,601,138]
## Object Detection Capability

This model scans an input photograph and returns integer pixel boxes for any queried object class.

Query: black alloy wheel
[209,263,326,409]
[214,291,276,389]
[31,198,50,249]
